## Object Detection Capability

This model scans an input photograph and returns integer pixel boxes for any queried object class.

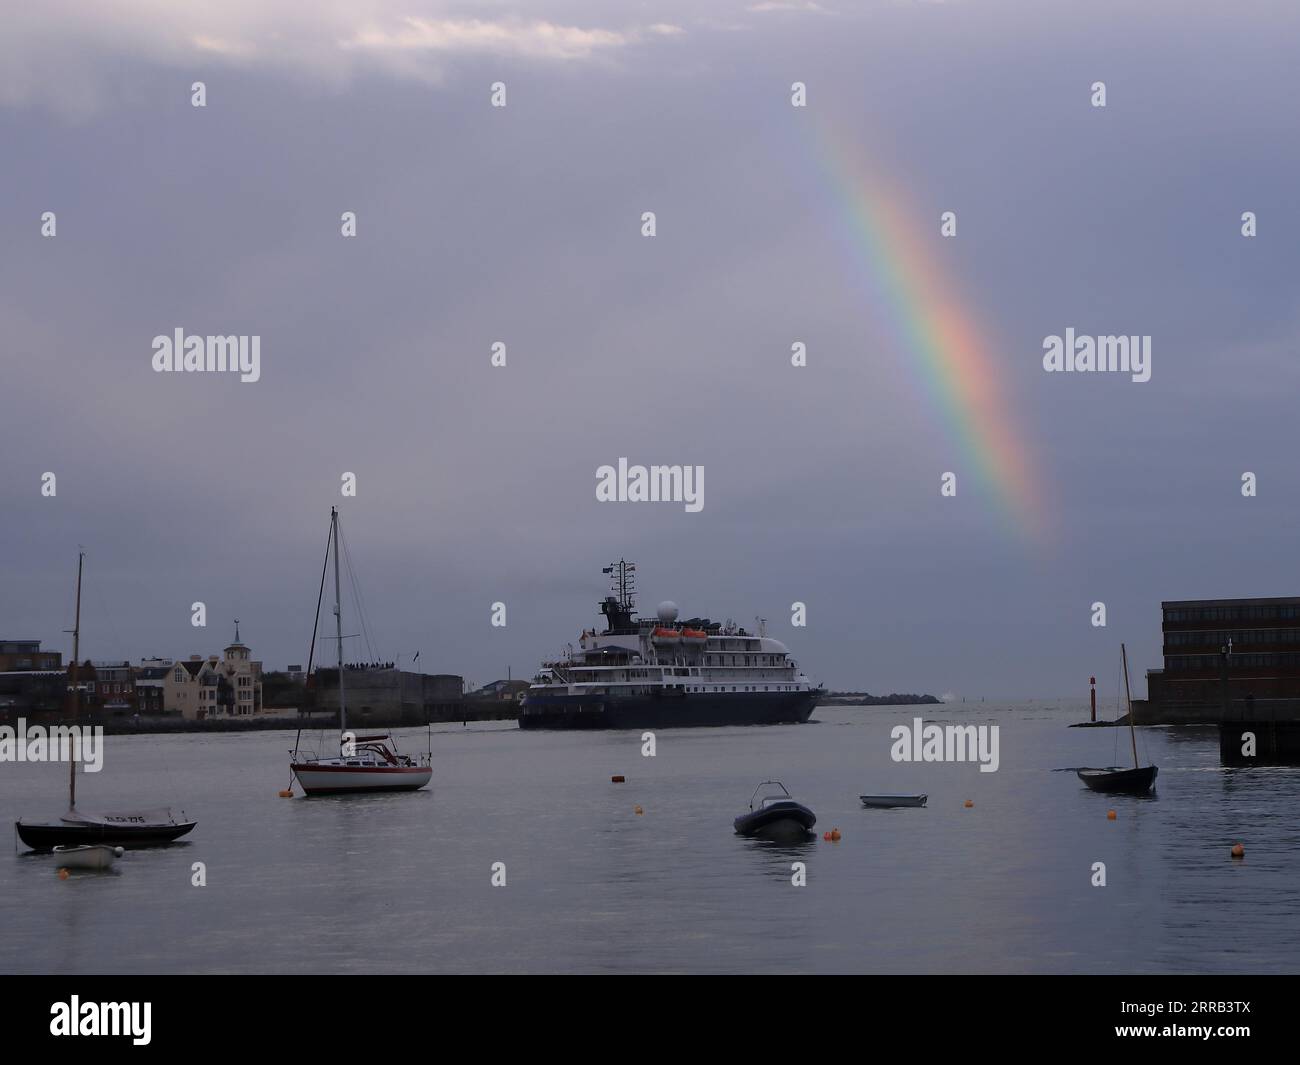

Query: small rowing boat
[52,844,123,871]
[1076,765,1158,794]
[859,794,927,808]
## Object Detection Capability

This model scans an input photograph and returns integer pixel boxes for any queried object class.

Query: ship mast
[1121,642,1137,770]
[68,550,83,810]
[599,559,637,631]
[333,507,347,749]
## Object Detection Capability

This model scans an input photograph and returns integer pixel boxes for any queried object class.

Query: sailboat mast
[1121,642,1138,770]
[333,508,347,747]
[69,550,83,809]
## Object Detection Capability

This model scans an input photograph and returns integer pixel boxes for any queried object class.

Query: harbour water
[3,703,1295,974]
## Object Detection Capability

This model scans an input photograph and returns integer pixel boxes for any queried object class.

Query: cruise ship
[519,561,822,729]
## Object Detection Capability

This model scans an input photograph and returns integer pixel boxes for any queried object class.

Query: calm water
[2,703,1295,974]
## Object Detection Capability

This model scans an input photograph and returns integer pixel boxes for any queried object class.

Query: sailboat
[1076,643,1158,795]
[289,508,432,796]
[15,552,197,850]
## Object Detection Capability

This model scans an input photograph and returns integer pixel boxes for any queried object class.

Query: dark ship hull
[518,689,820,730]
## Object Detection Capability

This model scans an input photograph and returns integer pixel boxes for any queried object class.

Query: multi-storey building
[1146,597,1300,720]
[164,626,263,720]
[0,640,63,672]
[92,661,136,713]
[133,663,171,715]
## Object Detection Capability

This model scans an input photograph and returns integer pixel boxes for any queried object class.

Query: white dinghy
[53,844,123,871]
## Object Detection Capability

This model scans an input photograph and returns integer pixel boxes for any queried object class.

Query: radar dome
[657,601,679,623]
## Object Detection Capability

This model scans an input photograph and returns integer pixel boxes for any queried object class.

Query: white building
[164,624,263,720]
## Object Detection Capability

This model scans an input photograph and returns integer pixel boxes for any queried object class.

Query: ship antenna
[599,559,637,631]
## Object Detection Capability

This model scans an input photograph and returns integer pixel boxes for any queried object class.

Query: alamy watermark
[1042,329,1150,383]
[890,717,999,773]
[0,719,103,771]
[50,997,150,1045]
[151,329,261,382]
[596,458,704,513]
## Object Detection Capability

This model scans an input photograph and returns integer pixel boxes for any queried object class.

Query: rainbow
[808,119,1049,543]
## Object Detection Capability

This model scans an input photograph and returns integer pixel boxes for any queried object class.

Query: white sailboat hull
[291,762,432,795]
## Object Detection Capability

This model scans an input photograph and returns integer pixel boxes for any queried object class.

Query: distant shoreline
[0,705,520,737]
[2,698,954,737]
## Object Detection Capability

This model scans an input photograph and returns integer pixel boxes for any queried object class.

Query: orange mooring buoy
[278,789,293,798]
[611,775,625,783]
[1107,809,1117,820]
[964,799,974,808]
[58,868,70,880]
[1231,843,1245,859]
[634,804,644,815]
[830,828,842,842]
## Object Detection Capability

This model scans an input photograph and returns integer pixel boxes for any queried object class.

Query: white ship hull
[291,763,432,795]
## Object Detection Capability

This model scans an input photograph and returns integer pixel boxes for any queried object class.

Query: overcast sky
[3,1,1299,698]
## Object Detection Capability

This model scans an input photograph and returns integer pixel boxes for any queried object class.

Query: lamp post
[1219,637,1233,721]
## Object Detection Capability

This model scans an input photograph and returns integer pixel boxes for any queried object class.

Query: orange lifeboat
[680,628,709,642]
[651,627,682,644]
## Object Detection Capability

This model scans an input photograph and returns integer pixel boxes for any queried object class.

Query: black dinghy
[1076,765,1158,795]
[734,780,816,839]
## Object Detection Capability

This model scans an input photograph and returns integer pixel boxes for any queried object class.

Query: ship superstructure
[519,560,821,729]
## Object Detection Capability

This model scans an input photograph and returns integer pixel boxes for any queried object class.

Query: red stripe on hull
[289,763,429,774]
